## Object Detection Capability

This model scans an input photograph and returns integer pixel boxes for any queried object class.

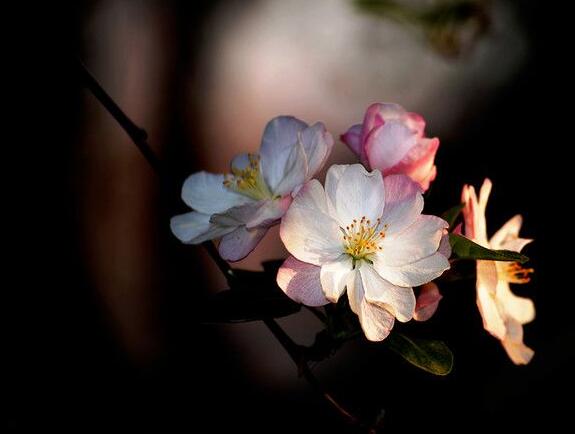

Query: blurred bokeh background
[11,0,572,432]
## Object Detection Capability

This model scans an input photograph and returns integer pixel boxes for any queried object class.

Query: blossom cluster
[171,103,535,365]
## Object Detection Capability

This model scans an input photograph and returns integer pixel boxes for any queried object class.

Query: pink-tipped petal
[276,256,328,307]
[387,137,439,191]
[340,124,363,156]
[365,121,418,170]
[414,283,442,321]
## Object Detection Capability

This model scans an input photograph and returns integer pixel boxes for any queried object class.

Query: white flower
[277,164,450,341]
[462,179,535,364]
[170,116,333,261]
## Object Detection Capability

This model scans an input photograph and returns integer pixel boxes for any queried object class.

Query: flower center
[223,154,274,200]
[341,216,387,260]
[498,262,534,284]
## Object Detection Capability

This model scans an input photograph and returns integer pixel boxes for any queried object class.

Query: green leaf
[441,203,464,228]
[386,333,453,376]
[449,233,529,263]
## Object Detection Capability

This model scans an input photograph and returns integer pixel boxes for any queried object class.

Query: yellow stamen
[501,262,534,284]
[223,154,273,200]
[342,217,386,260]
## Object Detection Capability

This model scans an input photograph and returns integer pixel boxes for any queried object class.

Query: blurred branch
[76,57,375,432]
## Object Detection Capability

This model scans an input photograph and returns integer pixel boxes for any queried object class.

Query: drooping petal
[210,196,291,230]
[347,267,395,341]
[379,174,423,235]
[276,256,328,307]
[373,251,449,288]
[476,260,506,339]
[280,180,342,266]
[181,171,253,214]
[260,116,308,193]
[501,318,534,365]
[334,164,385,226]
[170,211,235,244]
[218,226,267,262]
[496,281,535,325]
[379,215,448,267]
[490,215,522,249]
[340,123,363,156]
[386,137,439,191]
[320,255,353,303]
[364,120,418,170]
[499,237,533,253]
[299,122,334,180]
[360,264,415,323]
[414,283,442,321]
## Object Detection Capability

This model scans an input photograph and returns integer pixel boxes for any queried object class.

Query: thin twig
[76,57,369,431]
[75,58,163,175]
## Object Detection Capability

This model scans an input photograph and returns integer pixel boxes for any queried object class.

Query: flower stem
[76,57,370,432]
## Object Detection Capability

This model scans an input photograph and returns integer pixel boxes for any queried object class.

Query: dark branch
[76,57,371,432]
[75,58,163,175]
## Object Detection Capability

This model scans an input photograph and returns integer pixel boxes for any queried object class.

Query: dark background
[10,1,571,432]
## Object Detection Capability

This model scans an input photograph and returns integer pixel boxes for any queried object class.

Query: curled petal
[340,124,363,156]
[386,137,439,191]
[260,116,308,192]
[496,281,535,325]
[476,260,506,339]
[300,122,334,180]
[276,256,328,307]
[365,121,418,170]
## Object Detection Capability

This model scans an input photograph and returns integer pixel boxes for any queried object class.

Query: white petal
[380,215,448,267]
[260,116,307,193]
[181,171,252,214]
[300,122,334,178]
[276,256,328,307]
[334,164,385,226]
[490,215,523,249]
[373,251,450,287]
[476,261,506,339]
[501,319,534,365]
[218,226,267,262]
[280,180,342,265]
[325,164,348,217]
[360,264,415,323]
[347,267,395,341]
[271,137,308,196]
[320,256,353,302]
[379,174,423,235]
[497,281,535,325]
[170,211,234,244]
[413,283,442,322]
[500,237,533,253]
